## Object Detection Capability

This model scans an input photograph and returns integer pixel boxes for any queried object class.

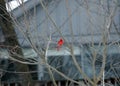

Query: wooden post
[45,83,47,86]
[58,81,61,86]
[15,83,18,86]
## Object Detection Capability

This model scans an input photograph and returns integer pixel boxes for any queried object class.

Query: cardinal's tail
[57,45,61,51]
[57,46,59,51]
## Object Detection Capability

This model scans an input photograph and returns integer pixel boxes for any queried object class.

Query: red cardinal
[57,38,64,51]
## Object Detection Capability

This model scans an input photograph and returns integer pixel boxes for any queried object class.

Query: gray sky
[6,0,28,11]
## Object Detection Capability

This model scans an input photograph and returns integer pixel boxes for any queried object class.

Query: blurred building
[0,0,120,86]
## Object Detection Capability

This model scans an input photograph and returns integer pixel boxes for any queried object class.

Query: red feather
[57,38,64,51]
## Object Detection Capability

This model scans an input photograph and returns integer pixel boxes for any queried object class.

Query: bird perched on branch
[57,38,64,51]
